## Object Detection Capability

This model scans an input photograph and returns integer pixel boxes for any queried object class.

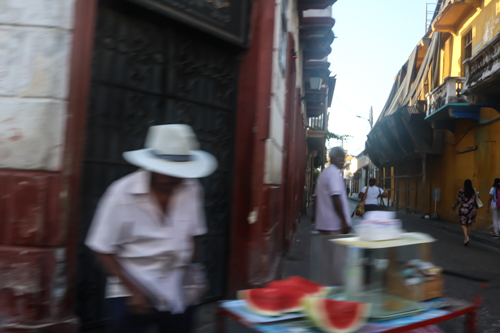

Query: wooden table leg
[465,308,478,333]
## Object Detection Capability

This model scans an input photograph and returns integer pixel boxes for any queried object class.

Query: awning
[365,33,442,167]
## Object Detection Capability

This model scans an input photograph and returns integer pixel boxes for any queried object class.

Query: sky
[327,0,437,156]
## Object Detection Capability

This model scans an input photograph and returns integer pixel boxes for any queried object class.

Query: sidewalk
[347,196,500,251]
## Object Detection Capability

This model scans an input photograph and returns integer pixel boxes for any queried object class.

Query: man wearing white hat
[85,124,217,333]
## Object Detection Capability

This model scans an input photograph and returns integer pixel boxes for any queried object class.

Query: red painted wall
[0,0,97,330]
[228,2,306,296]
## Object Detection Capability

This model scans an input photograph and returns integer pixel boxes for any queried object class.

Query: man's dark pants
[107,297,194,333]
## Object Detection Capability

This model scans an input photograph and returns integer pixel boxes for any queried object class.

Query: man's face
[150,172,184,194]
[331,152,345,169]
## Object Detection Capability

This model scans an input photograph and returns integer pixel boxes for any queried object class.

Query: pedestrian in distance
[358,178,389,212]
[487,178,500,239]
[346,185,351,197]
[452,179,479,246]
[311,147,351,235]
[85,124,217,333]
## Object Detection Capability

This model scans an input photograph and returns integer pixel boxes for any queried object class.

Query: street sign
[432,188,441,202]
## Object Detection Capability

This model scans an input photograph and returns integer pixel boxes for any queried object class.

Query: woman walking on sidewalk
[487,178,500,239]
[452,179,479,246]
[358,178,388,212]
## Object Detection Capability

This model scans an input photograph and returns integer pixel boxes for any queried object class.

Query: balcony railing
[463,32,500,95]
[425,77,467,116]
[308,114,325,131]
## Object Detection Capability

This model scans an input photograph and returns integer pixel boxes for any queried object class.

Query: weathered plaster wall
[0,0,75,171]
[430,110,500,231]
[473,0,500,51]
[265,0,300,185]
[428,1,500,230]
[264,0,285,185]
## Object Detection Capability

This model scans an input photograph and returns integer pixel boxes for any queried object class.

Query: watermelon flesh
[238,288,285,316]
[275,289,306,313]
[303,298,371,333]
[238,277,329,316]
[266,276,329,298]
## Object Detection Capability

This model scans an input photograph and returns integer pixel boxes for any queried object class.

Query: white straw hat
[123,124,217,178]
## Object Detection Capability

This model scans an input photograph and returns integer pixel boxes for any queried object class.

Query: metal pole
[425,3,428,33]
[406,162,410,213]
[429,155,433,214]
[422,154,427,216]
[369,106,373,129]
[415,165,418,213]
[396,165,400,211]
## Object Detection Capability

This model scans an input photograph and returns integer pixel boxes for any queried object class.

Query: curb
[416,218,500,251]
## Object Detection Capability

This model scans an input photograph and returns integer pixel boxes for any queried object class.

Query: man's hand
[95,253,154,315]
[331,195,349,234]
[127,291,152,315]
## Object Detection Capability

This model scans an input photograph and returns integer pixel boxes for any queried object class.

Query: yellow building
[366,0,500,231]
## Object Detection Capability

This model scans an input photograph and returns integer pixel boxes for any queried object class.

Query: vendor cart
[216,232,486,333]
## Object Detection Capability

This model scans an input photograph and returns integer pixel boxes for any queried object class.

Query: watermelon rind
[302,298,325,329]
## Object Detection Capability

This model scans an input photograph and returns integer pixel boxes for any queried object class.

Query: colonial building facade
[366,0,500,229]
[0,0,336,330]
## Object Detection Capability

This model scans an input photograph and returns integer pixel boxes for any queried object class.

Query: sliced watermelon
[303,298,371,333]
[267,276,329,297]
[238,288,284,316]
[275,289,306,313]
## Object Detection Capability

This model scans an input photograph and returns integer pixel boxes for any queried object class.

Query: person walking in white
[487,178,500,239]
[311,147,351,235]
[358,178,388,212]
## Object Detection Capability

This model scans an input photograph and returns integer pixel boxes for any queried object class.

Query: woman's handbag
[378,188,388,211]
[352,187,369,217]
[476,191,484,208]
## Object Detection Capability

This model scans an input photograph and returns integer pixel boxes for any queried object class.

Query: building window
[462,30,472,73]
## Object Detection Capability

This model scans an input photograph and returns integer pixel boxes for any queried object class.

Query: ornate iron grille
[76,2,239,327]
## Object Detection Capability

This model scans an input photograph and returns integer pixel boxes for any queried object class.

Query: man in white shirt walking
[312,147,351,235]
[85,124,217,333]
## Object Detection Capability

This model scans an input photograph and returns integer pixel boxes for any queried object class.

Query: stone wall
[0,0,75,171]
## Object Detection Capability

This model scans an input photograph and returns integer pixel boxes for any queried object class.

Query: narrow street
[284,199,500,333]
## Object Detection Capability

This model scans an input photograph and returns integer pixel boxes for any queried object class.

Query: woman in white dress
[487,178,500,239]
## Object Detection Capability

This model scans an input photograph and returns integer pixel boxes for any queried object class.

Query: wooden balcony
[432,0,480,33]
[300,17,335,60]
[426,77,467,116]
[425,77,480,131]
[463,32,500,95]
[298,0,337,11]
[307,114,326,131]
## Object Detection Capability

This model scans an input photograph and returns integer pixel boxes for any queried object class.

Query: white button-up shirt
[314,164,352,231]
[85,169,207,313]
